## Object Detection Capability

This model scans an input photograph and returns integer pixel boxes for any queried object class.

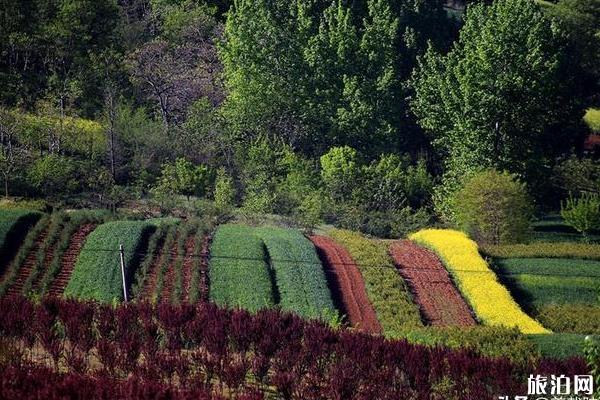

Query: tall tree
[220,0,449,157]
[411,0,585,184]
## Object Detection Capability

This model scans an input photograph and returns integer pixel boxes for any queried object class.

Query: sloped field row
[1,210,551,337]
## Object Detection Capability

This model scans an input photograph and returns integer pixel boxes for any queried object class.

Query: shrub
[561,192,600,239]
[481,242,600,260]
[320,146,361,203]
[214,168,236,212]
[255,226,335,318]
[452,169,533,245]
[209,224,274,311]
[552,156,600,196]
[584,108,600,133]
[410,229,548,334]
[0,209,42,272]
[64,221,154,302]
[328,229,423,336]
[537,305,600,334]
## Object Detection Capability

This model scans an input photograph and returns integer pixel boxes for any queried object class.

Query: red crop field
[390,240,476,327]
[310,235,381,334]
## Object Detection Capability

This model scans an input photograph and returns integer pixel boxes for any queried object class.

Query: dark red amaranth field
[389,240,476,327]
[48,224,97,297]
[5,227,49,297]
[181,233,196,302]
[310,235,381,334]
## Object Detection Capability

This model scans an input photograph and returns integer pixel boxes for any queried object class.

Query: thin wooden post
[119,244,128,302]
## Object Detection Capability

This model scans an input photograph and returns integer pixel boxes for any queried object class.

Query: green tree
[220,0,447,156]
[154,157,212,200]
[412,0,583,183]
[214,167,235,212]
[561,192,600,239]
[452,169,533,245]
[320,146,361,203]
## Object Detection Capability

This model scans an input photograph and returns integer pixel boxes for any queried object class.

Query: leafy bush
[255,226,335,318]
[537,305,600,334]
[561,192,600,239]
[410,229,548,334]
[320,146,361,203]
[0,209,42,272]
[64,221,154,302]
[214,168,236,213]
[494,258,600,308]
[152,158,213,199]
[481,242,600,260]
[584,108,600,133]
[452,170,533,245]
[553,156,600,196]
[328,229,423,335]
[209,224,274,311]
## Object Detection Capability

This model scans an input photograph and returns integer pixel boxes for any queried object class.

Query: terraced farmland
[310,235,381,333]
[64,220,155,302]
[390,240,476,327]
[209,224,275,311]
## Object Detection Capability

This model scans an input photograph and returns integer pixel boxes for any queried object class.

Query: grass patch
[527,333,587,359]
[256,226,335,318]
[329,229,423,336]
[64,220,154,302]
[209,224,274,312]
[537,304,600,334]
[410,229,548,334]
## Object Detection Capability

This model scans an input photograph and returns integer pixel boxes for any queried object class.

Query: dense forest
[0,0,599,237]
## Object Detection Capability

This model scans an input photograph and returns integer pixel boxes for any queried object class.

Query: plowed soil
[310,235,381,334]
[159,235,180,302]
[389,240,476,327]
[199,235,211,302]
[181,234,196,303]
[48,224,97,297]
[137,237,166,302]
[5,227,49,297]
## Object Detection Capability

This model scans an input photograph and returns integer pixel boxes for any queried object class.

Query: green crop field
[0,209,42,272]
[64,220,154,302]
[495,257,600,334]
[329,229,423,336]
[256,226,334,318]
[209,224,275,312]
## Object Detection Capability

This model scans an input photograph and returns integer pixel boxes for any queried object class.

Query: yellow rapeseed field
[409,229,549,334]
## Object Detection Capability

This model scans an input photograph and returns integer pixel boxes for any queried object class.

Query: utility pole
[119,244,128,302]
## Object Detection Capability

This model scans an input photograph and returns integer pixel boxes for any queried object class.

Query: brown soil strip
[199,235,211,302]
[159,235,180,303]
[310,235,382,334]
[6,228,49,297]
[48,224,97,297]
[137,238,167,302]
[181,234,196,303]
[389,240,476,327]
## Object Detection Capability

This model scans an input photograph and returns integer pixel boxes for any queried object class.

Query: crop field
[64,220,155,302]
[310,235,381,333]
[494,258,600,335]
[410,229,548,334]
[329,229,423,336]
[389,240,476,327]
[209,224,275,311]
[0,209,41,271]
[256,227,334,318]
